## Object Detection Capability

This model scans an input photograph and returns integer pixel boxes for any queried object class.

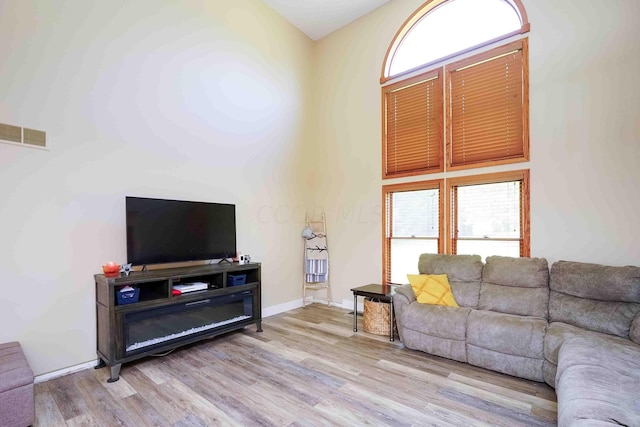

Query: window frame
[382,179,444,284]
[446,169,530,258]
[380,0,530,84]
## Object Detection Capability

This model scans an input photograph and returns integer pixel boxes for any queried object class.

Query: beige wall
[0,0,314,375]
[312,0,640,304]
[2,0,639,377]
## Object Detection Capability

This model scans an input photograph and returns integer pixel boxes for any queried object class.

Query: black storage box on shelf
[227,274,247,286]
[117,288,140,305]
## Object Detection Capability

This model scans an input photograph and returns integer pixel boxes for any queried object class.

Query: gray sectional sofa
[393,254,640,426]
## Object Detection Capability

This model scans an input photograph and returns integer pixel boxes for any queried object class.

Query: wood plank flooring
[35,304,557,426]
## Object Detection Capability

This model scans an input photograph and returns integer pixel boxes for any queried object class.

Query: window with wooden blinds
[447,170,530,259]
[382,69,443,178]
[382,180,444,284]
[446,39,529,170]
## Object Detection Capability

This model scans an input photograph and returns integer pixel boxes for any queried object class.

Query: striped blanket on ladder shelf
[305,235,328,283]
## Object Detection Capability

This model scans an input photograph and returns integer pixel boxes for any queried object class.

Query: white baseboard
[262,299,304,317]
[298,297,357,311]
[35,360,98,384]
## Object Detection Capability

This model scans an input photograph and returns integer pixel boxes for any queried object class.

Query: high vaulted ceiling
[260,0,391,41]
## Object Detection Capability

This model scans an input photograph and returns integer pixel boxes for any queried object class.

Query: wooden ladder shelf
[302,212,331,307]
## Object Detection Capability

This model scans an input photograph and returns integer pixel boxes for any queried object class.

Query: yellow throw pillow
[407,274,459,307]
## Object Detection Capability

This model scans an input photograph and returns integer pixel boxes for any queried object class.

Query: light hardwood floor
[35,304,557,426]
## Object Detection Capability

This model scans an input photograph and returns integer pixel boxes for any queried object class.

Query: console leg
[94,359,106,369]
[256,321,263,332]
[106,364,121,383]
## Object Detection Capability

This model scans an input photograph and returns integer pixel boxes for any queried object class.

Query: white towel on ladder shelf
[305,235,328,283]
[306,236,327,259]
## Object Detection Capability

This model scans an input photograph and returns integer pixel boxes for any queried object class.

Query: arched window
[382,0,530,177]
[381,0,531,284]
[382,0,529,81]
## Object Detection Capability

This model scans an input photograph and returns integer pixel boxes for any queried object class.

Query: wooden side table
[350,284,397,342]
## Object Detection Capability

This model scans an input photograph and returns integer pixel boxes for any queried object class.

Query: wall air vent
[0,123,22,143]
[0,122,47,148]
[23,128,46,147]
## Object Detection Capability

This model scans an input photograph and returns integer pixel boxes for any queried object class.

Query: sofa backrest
[418,254,483,308]
[549,260,640,339]
[479,256,550,319]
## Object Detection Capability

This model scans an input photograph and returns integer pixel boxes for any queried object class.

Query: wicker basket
[363,297,390,336]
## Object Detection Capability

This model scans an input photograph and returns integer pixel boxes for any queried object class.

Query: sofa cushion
[480,285,549,318]
[479,256,549,318]
[543,322,639,388]
[395,298,472,363]
[418,254,482,308]
[399,302,471,342]
[558,365,640,426]
[543,322,635,368]
[400,328,468,363]
[467,344,544,382]
[549,260,640,339]
[541,360,557,388]
[467,310,546,359]
[549,291,640,338]
[556,336,640,381]
[407,274,458,307]
[483,256,549,289]
[631,313,640,345]
[556,337,640,426]
[466,311,546,382]
[550,260,640,302]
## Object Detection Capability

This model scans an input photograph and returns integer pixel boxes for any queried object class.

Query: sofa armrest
[394,284,416,305]
[631,312,640,345]
[393,283,414,314]
[392,284,415,331]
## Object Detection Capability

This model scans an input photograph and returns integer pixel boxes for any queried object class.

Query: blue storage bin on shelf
[227,274,247,286]
[117,287,140,305]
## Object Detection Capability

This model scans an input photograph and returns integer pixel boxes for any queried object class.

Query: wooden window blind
[382,69,443,178]
[446,39,529,170]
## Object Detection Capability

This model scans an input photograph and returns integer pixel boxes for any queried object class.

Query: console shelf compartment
[95,262,262,382]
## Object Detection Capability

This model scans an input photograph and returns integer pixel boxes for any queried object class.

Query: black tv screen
[126,196,237,266]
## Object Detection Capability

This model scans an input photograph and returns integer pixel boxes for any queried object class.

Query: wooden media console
[94,262,262,382]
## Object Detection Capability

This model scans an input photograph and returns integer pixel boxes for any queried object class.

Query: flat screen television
[126,196,237,266]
